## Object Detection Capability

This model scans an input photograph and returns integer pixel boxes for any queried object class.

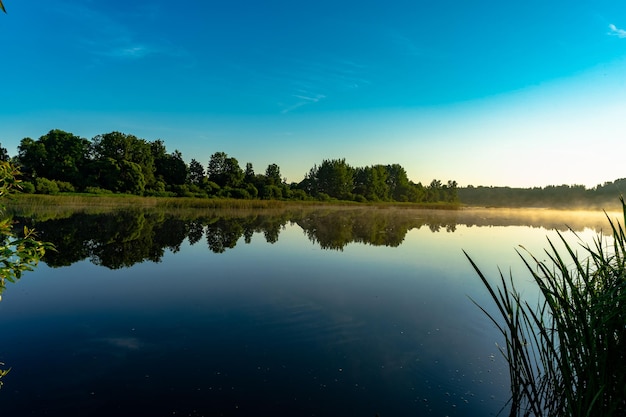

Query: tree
[207,152,227,186]
[17,137,46,180]
[187,159,205,185]
[244,162,255,182]
[207,152,244,188]
[17,130,90,187]
[151,140,187,186]
[265,163,282,186]
[307,159,354,200]
[0,143,8,162]
[427,179,442,202]
[354,165,389,201]
[90,132,155,194]
[385,164,411,201]
[0,1,6,14]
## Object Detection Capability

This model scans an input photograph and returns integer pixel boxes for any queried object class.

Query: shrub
[19,181,35,194]
[35,177,59,195]
[54,180,75,193]
[289,189,309,201]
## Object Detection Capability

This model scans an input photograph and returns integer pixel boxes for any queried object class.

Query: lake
[0,206,618,416]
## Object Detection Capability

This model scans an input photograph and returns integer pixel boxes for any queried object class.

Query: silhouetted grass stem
[466,197,626,417]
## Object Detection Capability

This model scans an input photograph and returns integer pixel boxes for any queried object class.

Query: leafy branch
[0,161,54,387]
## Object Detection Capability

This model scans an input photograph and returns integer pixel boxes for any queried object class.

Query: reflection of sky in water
[0,214,613,416]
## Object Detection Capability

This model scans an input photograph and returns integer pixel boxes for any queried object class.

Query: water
[0,207,616,416]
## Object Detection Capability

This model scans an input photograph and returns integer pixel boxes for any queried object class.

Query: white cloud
[110,45,152,59]
[609,24,626,38]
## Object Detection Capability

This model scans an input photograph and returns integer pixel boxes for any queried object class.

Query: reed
[465,197,626,417]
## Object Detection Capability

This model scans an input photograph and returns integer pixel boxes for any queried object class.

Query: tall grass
[465,197,626,417]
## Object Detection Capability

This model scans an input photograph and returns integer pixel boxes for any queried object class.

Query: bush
[317,192,331,202]
[54,180,75,193]
[262,185,283,200]
[35,177,59,194]
[227,188,251,199]
[19,181,35,194]
[289,189,309,201]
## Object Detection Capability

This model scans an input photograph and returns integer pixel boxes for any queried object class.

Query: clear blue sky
[1,0,625,187]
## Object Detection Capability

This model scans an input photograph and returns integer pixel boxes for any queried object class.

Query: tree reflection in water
[13,206,615,269]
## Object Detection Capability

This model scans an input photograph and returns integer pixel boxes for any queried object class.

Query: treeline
[458,180,626,209]
[0,129,458,204]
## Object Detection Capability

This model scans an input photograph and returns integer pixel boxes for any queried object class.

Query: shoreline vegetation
[6,193,461,214]
[2,129,459,205]
[466,198,626,416]
[1,129,624,209]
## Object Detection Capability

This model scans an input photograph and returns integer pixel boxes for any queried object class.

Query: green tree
[427,179,442,202]
[17,130,90,188]
[354,165,390,201]
[90,132,155,194]
[265,163,282,186]
[17,137,46,180]
[0,143,8,162]
[306,158,354,200]
[207,152,244,188]
[151,140,188,186]
[187,159,205,185]
[244,162,255,182]
[385,164,411,201]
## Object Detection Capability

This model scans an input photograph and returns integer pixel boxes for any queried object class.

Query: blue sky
[1,0,625,187]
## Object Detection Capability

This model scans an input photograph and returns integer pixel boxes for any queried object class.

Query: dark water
[0,207,613,416]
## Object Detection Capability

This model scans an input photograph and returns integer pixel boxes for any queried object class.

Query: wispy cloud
[275,59,370,114]
[608,23,626,38]
[53,2,167,60]
[281,92,327,114]
[106,45,153,59]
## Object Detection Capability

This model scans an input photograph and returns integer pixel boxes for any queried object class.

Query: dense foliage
[3,130,458,204]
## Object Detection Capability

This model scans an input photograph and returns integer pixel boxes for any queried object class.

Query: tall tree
[244,162,255,182]
[90,132,155,194]
[151,140,187,186]
[265,163,282,186]
[187,159,205,185]
[307,158,354,199]
[207,152,243,188]
[0,143,9,162]
[385,164,411,201]
[354,165,390,201]
[17,130,90,187]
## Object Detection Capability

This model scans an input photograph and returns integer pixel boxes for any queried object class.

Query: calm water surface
[0,207,617,416]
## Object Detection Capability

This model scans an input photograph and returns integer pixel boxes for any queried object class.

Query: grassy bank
[5,194,460,216]
[466,198,626,416]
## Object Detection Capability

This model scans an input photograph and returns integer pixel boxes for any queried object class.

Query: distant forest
[2,129,623,208]
[459,180,626,209]
[1,129,458,203]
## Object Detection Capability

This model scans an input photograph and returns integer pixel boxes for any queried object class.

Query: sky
[1,0,625,188]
